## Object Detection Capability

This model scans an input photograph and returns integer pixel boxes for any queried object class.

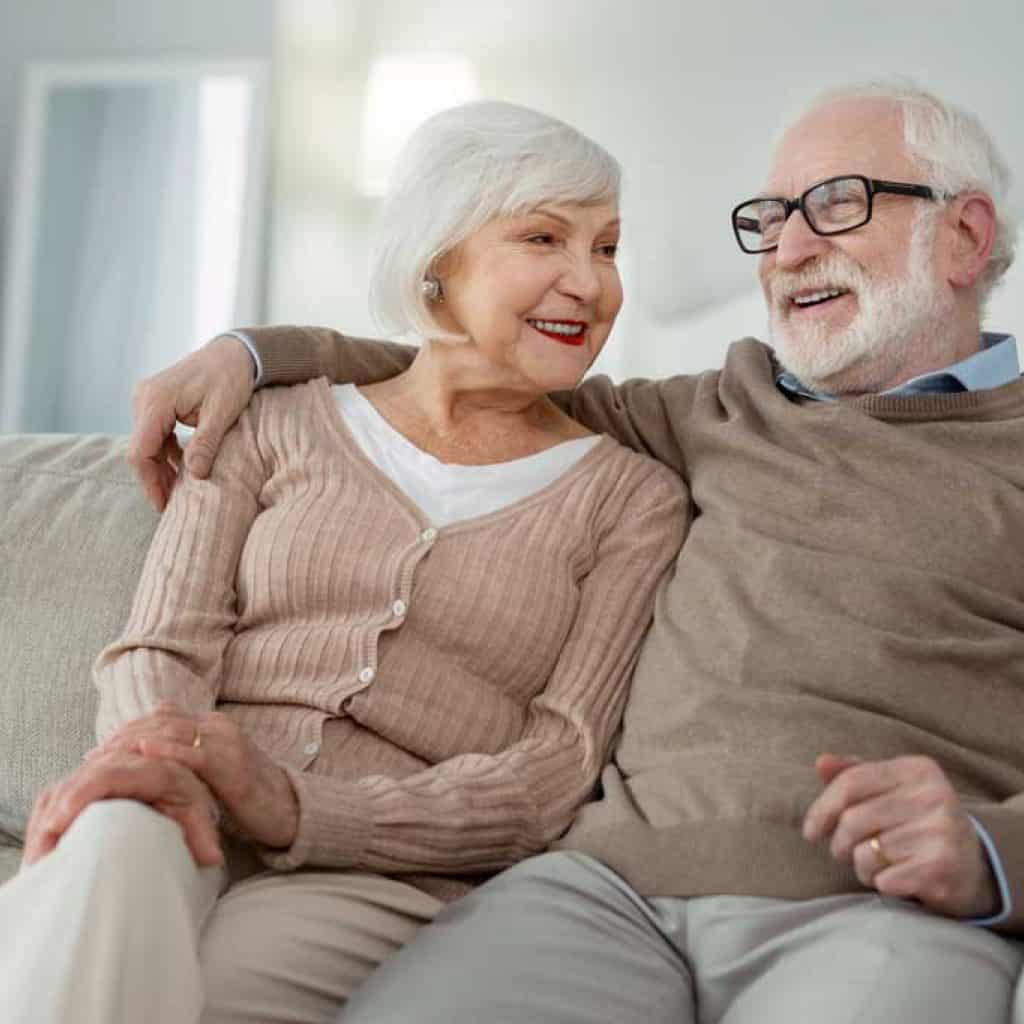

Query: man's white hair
[794,79,1016,310]
[370,101,621,341]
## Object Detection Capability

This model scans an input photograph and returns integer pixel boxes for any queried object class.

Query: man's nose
[772,208,831,271]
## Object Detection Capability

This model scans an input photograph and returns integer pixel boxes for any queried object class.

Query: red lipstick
[527,320,587,346]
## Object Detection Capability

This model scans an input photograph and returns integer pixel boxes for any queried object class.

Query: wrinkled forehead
[761,98,917,197]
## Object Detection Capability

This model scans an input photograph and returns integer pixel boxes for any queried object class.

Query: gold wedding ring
[869,834,890,871]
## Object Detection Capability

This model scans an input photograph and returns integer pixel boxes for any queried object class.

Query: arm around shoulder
[563,373,706,478]
[239,325,417,387]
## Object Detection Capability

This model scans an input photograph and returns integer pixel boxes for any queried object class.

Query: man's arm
[239,325,415,387]
[562,374,704,480]
[130,324,705,509]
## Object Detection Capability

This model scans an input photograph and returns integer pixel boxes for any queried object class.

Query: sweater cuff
[964,804,1024,933]
[233,325,331,387]
[257,766,374,871]
[222,330,263,387]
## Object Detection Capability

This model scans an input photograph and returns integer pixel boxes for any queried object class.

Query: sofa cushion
[0,435,158,839]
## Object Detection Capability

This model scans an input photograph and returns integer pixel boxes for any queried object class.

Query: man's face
[757,99,955,394]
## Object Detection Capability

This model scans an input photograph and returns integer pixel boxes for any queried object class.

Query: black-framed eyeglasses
[731,175,941,254]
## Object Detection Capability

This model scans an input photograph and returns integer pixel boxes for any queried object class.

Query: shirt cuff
[967,814,1013,927]
[224,329,264,388]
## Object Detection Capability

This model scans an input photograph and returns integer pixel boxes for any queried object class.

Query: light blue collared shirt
[778,331,1020,927]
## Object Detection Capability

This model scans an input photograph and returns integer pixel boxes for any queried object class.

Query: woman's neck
[358,340,592,464]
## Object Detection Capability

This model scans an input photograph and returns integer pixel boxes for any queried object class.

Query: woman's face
[434,200,622,392]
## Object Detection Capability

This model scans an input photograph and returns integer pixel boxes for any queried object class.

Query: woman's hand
[96,703,300,850]
[24,749,222,867]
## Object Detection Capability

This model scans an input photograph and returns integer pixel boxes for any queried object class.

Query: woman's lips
[527,319,588,346]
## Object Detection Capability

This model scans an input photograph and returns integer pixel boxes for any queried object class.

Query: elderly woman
[0,102,685,1024]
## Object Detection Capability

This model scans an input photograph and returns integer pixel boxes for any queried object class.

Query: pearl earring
[421,277,443,302]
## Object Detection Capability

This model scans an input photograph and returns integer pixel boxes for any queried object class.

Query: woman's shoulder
[591,434,687,498]
[242,377,350,466]
[250,376,332,418]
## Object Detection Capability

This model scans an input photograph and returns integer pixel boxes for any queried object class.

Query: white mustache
[768,256,867,307]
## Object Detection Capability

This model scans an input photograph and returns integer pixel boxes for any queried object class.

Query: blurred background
[1,0,1021,433]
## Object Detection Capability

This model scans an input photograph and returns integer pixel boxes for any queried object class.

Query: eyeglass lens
[734,176,871,252]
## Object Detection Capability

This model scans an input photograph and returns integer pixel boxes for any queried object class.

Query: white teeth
[793,289,844,307]
[528,319,584,336]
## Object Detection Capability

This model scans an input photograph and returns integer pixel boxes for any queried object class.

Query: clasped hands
[803,752,1000,920]
[23,702,299,868]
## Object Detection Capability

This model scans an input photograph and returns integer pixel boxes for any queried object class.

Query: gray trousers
[341,851,1024,1024]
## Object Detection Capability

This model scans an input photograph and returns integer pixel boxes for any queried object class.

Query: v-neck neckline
[310,378,617,535]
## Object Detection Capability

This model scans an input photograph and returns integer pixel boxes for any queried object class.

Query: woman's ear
[943,192,997,291]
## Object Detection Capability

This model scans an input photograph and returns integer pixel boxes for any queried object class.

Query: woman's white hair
[369,101,621,340]
[797,79,1016,309]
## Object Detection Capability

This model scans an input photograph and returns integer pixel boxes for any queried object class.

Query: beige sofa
[0,434,159,884]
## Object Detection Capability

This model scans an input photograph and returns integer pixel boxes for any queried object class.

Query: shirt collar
[776,333,1020,401]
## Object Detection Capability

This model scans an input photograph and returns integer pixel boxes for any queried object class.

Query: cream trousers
[0,800,441,1024]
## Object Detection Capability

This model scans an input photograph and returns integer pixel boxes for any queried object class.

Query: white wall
[268,0,1023,382]
[0,0,275,341]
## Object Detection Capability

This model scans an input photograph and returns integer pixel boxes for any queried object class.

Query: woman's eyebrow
[528,208,622,232]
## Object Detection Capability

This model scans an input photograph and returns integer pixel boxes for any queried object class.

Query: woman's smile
[526,318,588,346]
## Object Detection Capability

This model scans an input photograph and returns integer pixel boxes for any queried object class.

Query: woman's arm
[94,403,266,742]
[259,462,688,874]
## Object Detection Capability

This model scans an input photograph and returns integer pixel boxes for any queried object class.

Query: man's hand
[803,753,1000,919]
[127,335,256,511]
[23,749,223,867]
[94,702,300,850]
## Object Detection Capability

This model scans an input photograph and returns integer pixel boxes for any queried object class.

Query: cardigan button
[392,599,407,618]
[358,666,376,684]
[303,742,320,756]
[420,527,438,543]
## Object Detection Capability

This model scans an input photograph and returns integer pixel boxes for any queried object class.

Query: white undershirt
[332,384,601,527]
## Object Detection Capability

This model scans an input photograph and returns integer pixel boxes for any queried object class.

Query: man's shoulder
[606,337,775,403]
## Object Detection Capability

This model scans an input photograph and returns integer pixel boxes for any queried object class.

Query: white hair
[791,79,1016,310]
[369,101,621,340]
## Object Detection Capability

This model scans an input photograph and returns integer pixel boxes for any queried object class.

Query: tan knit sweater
[94,378,686,889]
[244,326,1024,933]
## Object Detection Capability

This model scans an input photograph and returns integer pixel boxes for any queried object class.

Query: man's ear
[944,192,997,290]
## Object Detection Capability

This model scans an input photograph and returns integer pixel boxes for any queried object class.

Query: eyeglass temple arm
[870,178,937,200]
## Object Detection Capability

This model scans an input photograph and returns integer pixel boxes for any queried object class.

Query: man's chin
[770,330,877,395]
[777,354,889,397]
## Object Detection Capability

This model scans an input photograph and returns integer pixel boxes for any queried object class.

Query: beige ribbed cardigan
[94,378,686,886]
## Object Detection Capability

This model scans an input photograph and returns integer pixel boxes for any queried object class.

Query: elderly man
[123,81,1023,1022]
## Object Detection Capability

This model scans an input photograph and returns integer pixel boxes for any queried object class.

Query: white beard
[766,215,958,394]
